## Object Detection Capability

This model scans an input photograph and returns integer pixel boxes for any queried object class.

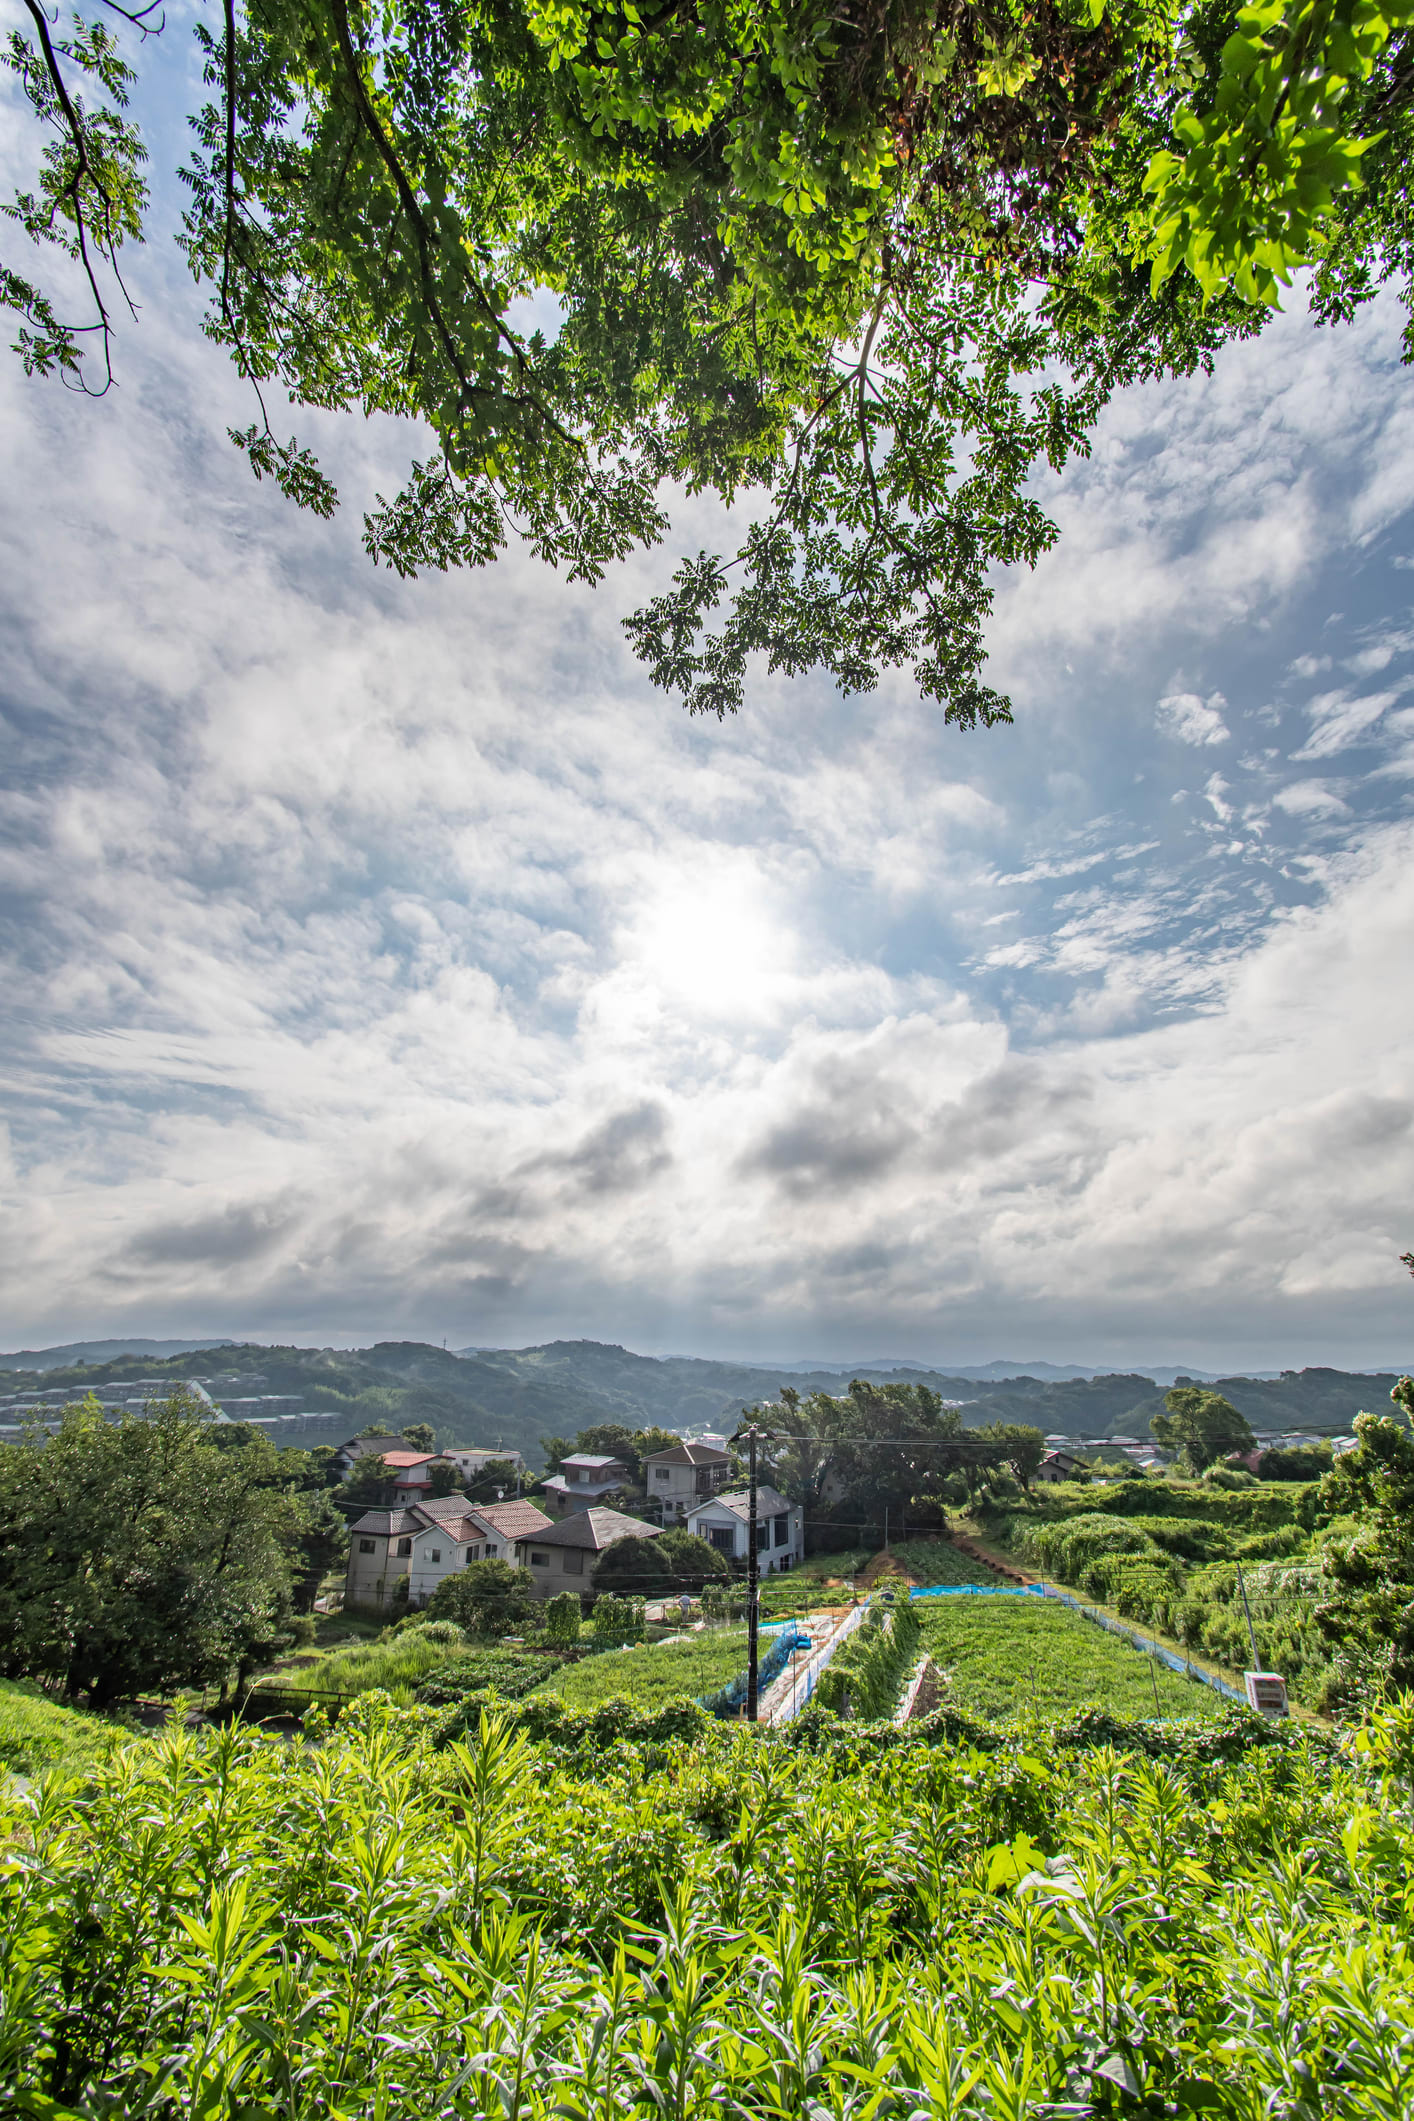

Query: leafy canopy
[1151,1385,1256,1471]
[8,0,1414,719]
[0,1390,311,1705]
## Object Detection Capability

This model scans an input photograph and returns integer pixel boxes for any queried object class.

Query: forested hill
[1,1336,1405,1462]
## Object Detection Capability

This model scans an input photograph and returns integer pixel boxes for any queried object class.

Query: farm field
[539,1626,755,1710]
[880,1538,1007,1587]
[917,1595,1221,1722]
[0,1680,137,1778]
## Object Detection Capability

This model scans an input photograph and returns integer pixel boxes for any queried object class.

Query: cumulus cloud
[1156,691,1232,745]
[3,243,1414,1366]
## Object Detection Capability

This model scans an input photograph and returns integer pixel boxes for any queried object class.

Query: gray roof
[688,1486,791,1522]
[644,1442,731,1468]
[515,1507,661,1553]
[348,1507,424,1536]
[559,1453,627,1470]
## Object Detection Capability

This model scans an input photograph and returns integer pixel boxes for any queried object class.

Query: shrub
[425,1559,538,1637]
[415,1649,560,1707]
[544,1592,582,1646]
[592,1595,645,1646]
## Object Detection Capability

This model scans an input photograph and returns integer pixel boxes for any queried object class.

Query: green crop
[2,1687,1412,2116]
[918,1596,1220,1723]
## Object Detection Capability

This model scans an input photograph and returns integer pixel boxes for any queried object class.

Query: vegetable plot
[918,1595,1221,1723]
[2,1694,1412,2117]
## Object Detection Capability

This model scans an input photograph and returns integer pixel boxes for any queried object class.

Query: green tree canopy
[11,0,1414,721]
[1314,1398,1414,1701]
[334,1453,393,1507]
[424,1555,538,1635]
[1151,1386,1255,1472]
[424,1458,464,1498]
[653,1528,731,1594]
[399,1423,438,1455]
[0,1391,305,1705]
[591,1533,671,1598]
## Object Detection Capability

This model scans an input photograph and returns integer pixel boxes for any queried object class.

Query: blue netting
[700,1625,812,1718]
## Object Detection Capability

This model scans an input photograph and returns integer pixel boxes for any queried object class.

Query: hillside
[1,1336,1403,1462]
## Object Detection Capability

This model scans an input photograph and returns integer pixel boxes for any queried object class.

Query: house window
[655,1468,670,1482]
[465,1544,481,1563]
[772,1514,788,1547]
[530,1550,549,1568]
[396,1538,412,1557]
[709,1527,734,1553]
[427,1548,441,1564]
[562,1549,583,1575]
[756,1523,769,1551]
[359,1538,375,1554]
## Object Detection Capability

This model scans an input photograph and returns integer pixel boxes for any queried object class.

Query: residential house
[344,1495,553,1611]
[344,1494,474,1610]
[406,1497,552,1607]
[333,1433,403,1473]
[440,1446,526,1481]
[643,1441,733,1523]
[513,1506,660,1599]
[541,1452,630,1516]
[685,1486,803,1573]
[1034,1450,1090,1484]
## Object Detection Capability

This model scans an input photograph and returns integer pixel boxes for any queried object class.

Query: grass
[0,1680,138,1778]
[248,1631,458,1709]
[916,1596,1223,1723]
[538,1627,756,1711]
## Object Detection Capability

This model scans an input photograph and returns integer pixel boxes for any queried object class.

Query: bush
[1203,1465,1257,1490]
[425,1559,538,1638]
[653,1529,729,1594]
[592,1595,646,1646]
[544,1592,582,1646]
[395,1618,467,1647]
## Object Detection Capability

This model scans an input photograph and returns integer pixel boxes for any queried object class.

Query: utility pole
[732,1420,765,1722]
[1235,1562,1261,1669]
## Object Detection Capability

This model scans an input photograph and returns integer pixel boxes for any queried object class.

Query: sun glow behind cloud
[1,189,1413,1363]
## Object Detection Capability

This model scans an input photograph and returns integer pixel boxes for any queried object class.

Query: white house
[686,1486,803,1573]
[405,1497,551,1607]
[642,1441,733,1524]
[440,1446,525,1481]
[344,1494,552,1611]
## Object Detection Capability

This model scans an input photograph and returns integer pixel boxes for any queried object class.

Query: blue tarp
[701,1625,811,1717]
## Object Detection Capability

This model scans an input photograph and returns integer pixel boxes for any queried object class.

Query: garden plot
[917,1595,1221,1723]
[540,1627,755,1711]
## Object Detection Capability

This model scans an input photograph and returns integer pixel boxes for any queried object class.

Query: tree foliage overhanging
[9,0,1414,719]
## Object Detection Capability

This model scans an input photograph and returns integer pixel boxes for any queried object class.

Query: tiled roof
[559,1454,627,1471]
[471,1499,553,1542]
[382,1449,437,1471]
[644,1442,731,1467]
[515,1507,661,1553]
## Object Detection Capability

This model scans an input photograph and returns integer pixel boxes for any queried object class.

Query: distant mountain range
[3,1335,1403,1458]
[0,1338,236,1372]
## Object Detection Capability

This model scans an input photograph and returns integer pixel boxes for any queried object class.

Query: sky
[2,28,1414,1372]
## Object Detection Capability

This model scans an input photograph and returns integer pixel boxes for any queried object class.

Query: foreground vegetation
[917,1597,1222,1725]
[4,1690,1412,2117]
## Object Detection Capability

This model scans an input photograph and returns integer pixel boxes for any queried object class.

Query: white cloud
[1156,691,1231,745]
[1291,687,1404,759]
[2,243,1414,1366]
[1273,781,1350,817]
